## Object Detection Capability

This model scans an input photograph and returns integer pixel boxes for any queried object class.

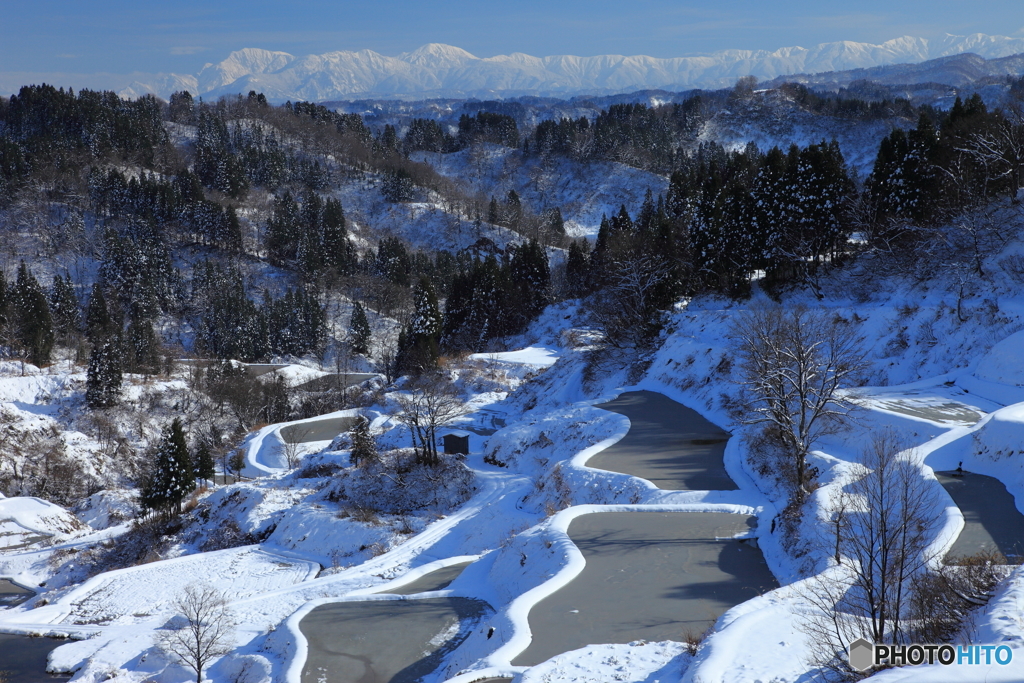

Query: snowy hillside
[5,198,1024,682]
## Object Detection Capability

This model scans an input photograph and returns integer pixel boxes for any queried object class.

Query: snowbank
[976,329,1024,386]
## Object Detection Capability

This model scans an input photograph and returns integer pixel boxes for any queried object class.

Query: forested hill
[0,79,1022,378]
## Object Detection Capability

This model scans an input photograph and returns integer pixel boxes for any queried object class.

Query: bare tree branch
[158,583,233,683]
[733,305,867,500]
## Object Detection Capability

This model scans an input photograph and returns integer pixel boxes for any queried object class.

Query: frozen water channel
[515,391,775,666]
[298,562,484,683]
[295,391,776,679]
[280,416,358,444]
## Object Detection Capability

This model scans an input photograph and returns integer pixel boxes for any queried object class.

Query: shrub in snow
[327,448,474,514]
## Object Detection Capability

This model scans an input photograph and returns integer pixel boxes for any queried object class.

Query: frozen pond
[0,579,34,607]
[588,391,736,491]
[0,634,70,683]
[280,416,358,444]
[300,597,491,683]
[514,392,776,666]
[512,511,776,666]
[936,471,1024,559]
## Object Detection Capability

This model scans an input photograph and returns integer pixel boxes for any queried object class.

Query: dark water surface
[936,471,1024,559]
[300,597,491,683]
[0,634,70,683]
[512,511,777,666]
[589,391,737,491]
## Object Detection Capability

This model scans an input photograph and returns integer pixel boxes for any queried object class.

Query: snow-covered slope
[121,33,1024,102]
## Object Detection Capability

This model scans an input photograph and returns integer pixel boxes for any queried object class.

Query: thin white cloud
[170,46,207,55]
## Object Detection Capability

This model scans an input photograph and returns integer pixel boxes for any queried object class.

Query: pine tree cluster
[191,262,327,362]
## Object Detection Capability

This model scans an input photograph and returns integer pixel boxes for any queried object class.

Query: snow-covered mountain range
[119,33,1024,102]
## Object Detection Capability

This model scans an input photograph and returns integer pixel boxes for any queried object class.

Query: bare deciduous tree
[591,253,675,350]
[733,305,867,500]
[802,431,940,678]
[159,583,234,683]
[393,374,467,466]
[281,427,311,469]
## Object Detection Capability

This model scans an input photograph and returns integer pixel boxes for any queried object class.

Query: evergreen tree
[85,283,113,343]
[193,442,216,485]
[487,196,500,225]
[141,418,194,515]
[396,276,442,374]
[195,110,248,197]
[168,90,195,123]
[349,302,371,356]
[564,240,591,297]
[266,191,300,262]
[11,261,54,366]
[349,415,378,466]
[321,197,356,275]
[222,205,243,252]
[0,270,8,346]
[508,239,550,328]
[441,255,505,352]
[504,189,522,230]
[125,316,160,375]
[374,237,412,286]
[547,207,566,235]
[85,339,122,408]
[867,115,940,228]
[49,273,80,348]
[380,168,415,202]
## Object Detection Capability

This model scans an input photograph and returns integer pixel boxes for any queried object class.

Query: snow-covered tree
[397,276,442,374]
[348,302,371,356]
[125,317,160,375]
[394,374,467,466]
[509,239,550,325]
[49,273,80,348]
[193,442,216,485]
[11,261,54,365]
[349,415,378,466]
[141,418,194,515]
[85,339,122,408]
[85,283,113,344]
[803,431,940,676]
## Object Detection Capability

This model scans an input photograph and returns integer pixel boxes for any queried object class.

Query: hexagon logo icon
[848,638,874,672]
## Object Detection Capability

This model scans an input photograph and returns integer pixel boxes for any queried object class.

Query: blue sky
[2,0,1023,75]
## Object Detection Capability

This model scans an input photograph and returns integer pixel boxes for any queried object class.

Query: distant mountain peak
[400,43,477,66]
[122,33,1024,103]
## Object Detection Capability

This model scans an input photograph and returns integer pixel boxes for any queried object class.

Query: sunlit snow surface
[470,346,560,367]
